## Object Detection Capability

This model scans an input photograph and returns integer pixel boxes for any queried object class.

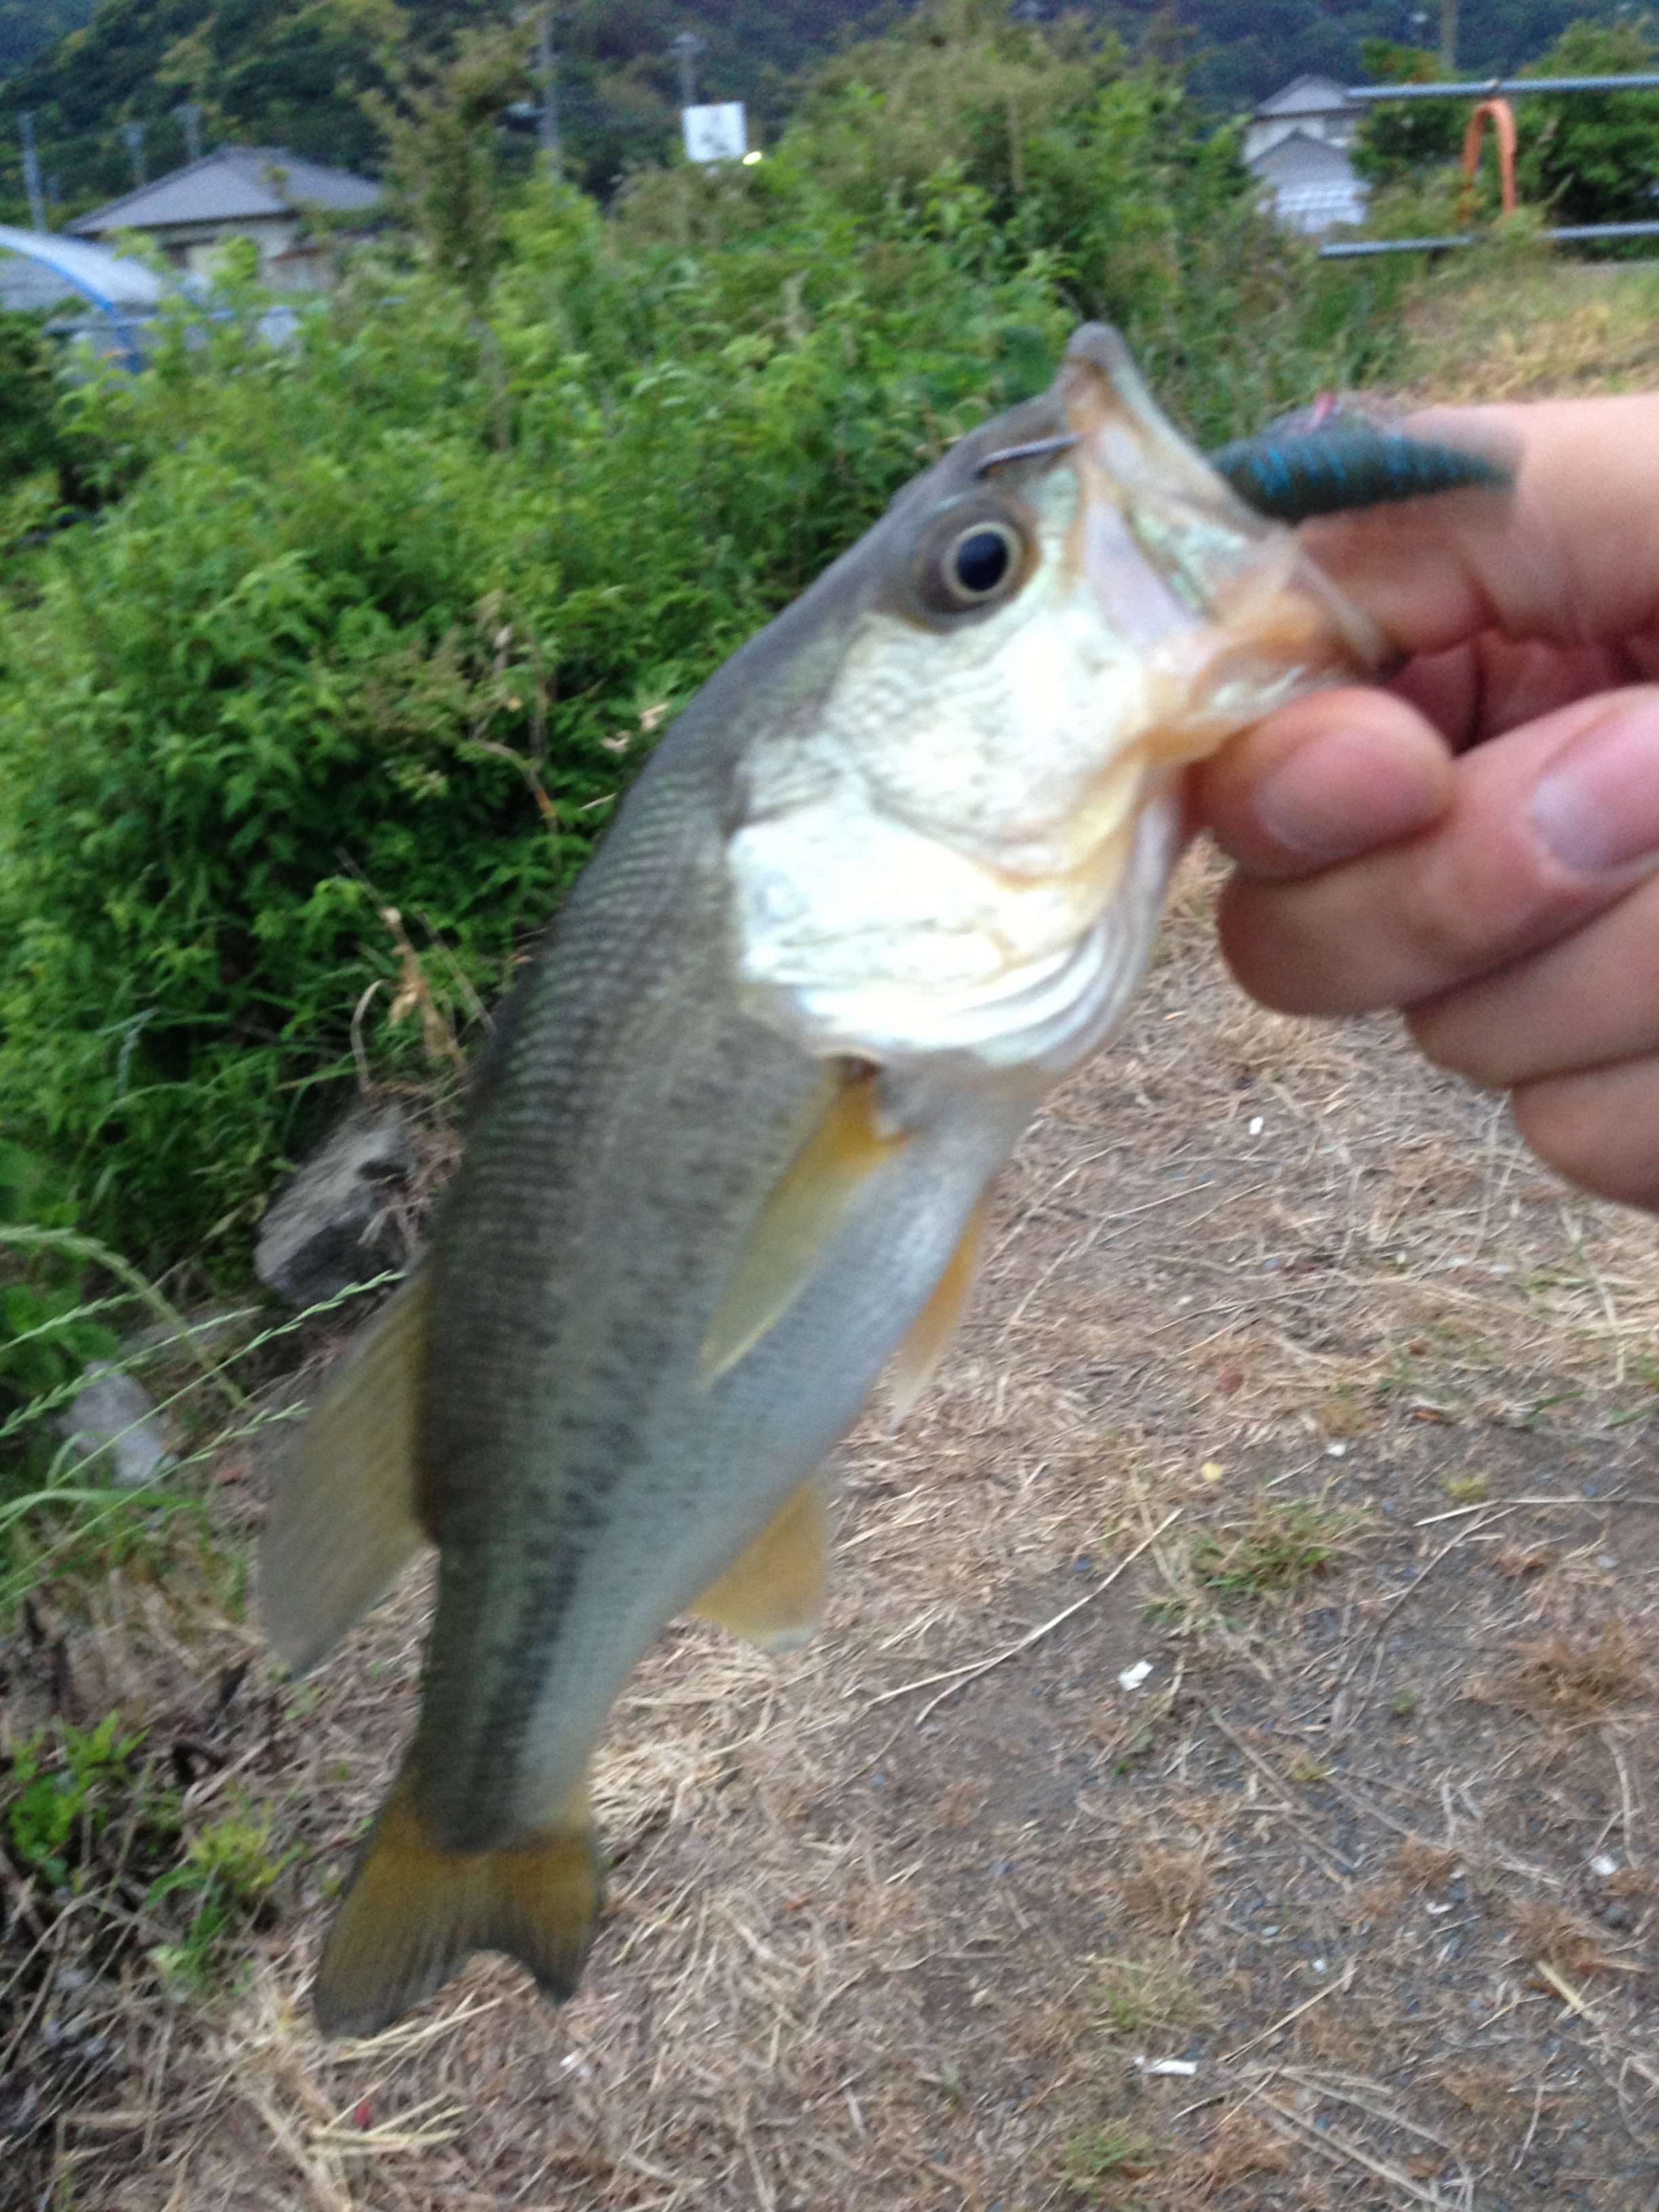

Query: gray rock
[255,1101,413,1309]
[56,1364,175,1489]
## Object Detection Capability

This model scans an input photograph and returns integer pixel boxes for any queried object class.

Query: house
[66,146,381,291]
[1244,76,1370,235]
[1242,73,1361,165]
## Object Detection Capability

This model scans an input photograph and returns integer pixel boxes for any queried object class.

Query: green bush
[1353,39,1466,189]
[1519,19,1659,230]
[0,309,63,489]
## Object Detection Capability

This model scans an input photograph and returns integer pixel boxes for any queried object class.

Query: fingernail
[1254,726,1444,860]
[1532,700,1659,874]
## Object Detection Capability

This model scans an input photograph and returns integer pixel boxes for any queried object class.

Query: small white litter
[1591,1853,1620,1879]
[1136,2057,1199,2078]
[1248,1116,1265,1136]
[1118,1659,1154,1692]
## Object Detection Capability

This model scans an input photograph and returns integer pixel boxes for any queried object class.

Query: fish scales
[262,324,1509,2036]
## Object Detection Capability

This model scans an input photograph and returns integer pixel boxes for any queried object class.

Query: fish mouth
[1052,324,1385,698]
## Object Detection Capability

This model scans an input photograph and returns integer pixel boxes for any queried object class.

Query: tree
[1517,17,1659,225]
[367,19,531,300]
[1352,37,1465,185]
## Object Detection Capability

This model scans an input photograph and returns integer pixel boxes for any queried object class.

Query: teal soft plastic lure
[1210,426,1509,523]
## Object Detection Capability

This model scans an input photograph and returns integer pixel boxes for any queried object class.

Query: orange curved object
[1460,97,1517,219]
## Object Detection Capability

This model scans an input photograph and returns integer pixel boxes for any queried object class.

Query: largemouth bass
[263,326,1488,2036]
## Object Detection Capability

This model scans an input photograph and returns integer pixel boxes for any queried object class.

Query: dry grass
[1504,1619,1654,1719]
[7,262,1659,2209]
[1398,253,1659,403]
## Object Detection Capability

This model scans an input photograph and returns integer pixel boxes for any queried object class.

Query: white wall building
[1243,73,1361,163]
[1244,75,1370,235]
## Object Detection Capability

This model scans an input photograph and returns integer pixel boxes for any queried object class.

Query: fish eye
[946,531,1012,601]
[912,512,1029,618]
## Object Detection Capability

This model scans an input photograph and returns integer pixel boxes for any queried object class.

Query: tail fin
[312,1770,602,2038]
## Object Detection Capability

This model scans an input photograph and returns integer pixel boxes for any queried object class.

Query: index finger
[1300,393,1659,657]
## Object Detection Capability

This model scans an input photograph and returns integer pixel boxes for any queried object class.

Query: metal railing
[1345,74,1659,100]
[1319,220,1659,258]
[1313,73,1659,257]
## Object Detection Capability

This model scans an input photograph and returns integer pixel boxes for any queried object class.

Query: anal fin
[691,1479,829,1652]
[700,1063,903,1385]
[260,1273,431,1676]
[312,1768,601,2039]
[886,1193,989,1422]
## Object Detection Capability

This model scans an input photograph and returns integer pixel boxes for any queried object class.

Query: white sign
[682,102,747,164]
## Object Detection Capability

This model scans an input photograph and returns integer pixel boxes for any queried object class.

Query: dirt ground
[9,258,1659,2211]
[9,832,1659,2212]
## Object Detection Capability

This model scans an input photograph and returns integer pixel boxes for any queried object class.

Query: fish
[262,324,1502,2038]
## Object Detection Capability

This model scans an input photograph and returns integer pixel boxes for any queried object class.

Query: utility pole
[173,101,203,163]
[18,112,46,230]
[121,120,147,190]
[536,8,562,178]
[1439,0,1458,71]
[671,30,705,110]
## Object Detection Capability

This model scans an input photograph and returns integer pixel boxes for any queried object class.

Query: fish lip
[1052,321,1387,678]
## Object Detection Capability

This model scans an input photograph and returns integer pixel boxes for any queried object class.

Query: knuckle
[1399,819,1572,996]
[1406,998,1515,1089]
[1216,890,1349,1016]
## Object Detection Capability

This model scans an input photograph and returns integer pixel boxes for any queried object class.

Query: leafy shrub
[1353,39,1466,188]
[4,1715,289,1990]
[1518,19,1659,230]
[0,309,62,489]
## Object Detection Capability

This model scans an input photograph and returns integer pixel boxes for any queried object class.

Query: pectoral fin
[312,1768,600,2039]
[260,1274,431,1676]
[886,1193,989,1423]
[700,1063,903,1384]
[691,1479,830,1652]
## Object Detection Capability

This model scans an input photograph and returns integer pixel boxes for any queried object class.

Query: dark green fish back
[1210,429,1509,524]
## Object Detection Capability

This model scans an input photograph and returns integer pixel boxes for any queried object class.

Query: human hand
[1196,394,1659,1211]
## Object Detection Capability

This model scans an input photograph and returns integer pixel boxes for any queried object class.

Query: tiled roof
[1248,129,1362,183]
[1253,73,1356,118]
[68,147,380,236]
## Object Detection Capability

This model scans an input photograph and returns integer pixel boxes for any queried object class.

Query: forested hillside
[0,0,895,221]
[1136,0,1633,106]
[0,0,1633,224]
[0,0,94,79]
